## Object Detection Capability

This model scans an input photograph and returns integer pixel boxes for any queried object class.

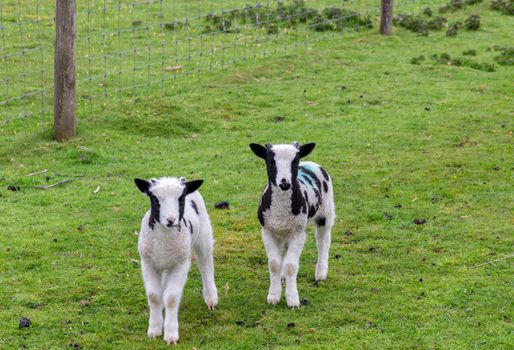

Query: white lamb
[250,142,336,308]
[134,177,218,345]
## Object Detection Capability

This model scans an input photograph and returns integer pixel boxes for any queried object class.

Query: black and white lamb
[250,142,336,308]
[134,177,218,345]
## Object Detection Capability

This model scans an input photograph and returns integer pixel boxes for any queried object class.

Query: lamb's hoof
[267,293,281,305]
[286,296,300,308]
[315,265,328,281]
[147,327,162,339]
[204,294,218,310]
[315,271,327,282]
[164,333,179,345]
[203,287,218,310]
[206,300,217,310]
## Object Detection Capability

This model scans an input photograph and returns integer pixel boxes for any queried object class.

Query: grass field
[0,0,420,138]
[1,1,513,349]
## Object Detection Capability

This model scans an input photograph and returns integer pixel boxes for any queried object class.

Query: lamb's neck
[269,180,301,203]
[153,222,182,236]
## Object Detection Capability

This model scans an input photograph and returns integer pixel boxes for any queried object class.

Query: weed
[453,57,496,71]
[394,14,427,34]
[427,16,448,30]
[164,21,187,31]
[322,7,343,20]
[446,22,461,36]
[493,47,514,65]
[491,0,514,15]
[432,53,496,71]
[464,14,480,30]
[312,15,335,31]
[462,49,477,55]
[395,14,447,34]
[439,0,483,12]
[204,2,372,34]
[204,14,234,33]
[410,55,426,64]
[266,23,279,35]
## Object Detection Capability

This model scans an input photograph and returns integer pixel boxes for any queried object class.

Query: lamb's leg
[315,223,332,281]
[262,228,283,305]
[194,231,218,310]
[141,260,164,339]
[282,232,306,308]
[162,262,190,345]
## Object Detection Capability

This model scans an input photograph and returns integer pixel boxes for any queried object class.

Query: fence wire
[1,0,447,142]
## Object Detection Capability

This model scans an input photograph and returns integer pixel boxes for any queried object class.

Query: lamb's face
[135,177,203,229]
[149,179,187,227]
[268,145,299,191]
[250,142,316,191]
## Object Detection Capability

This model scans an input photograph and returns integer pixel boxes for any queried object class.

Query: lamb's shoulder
[137,211,152,249]
[187,191,207,215]
[182,191,207,228]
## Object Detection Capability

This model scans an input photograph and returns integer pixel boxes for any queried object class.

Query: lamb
[134,177,218,345]
[249,142,335,308]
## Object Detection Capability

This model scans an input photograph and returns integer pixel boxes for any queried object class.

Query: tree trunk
[54,0,76,141]
[380,0,394,35]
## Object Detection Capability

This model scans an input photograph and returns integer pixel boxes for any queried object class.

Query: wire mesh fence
[1,0,446,142]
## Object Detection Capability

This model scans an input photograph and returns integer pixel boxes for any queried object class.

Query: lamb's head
[250,142,315,191]
[134,177,203,228]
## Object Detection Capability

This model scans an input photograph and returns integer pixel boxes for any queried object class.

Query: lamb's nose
[279,179,291,191]
[166,218,176,227]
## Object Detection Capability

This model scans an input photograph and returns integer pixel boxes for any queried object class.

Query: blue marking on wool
[298,164,319,187]
[298,173,312,185]
[300,164,318,173]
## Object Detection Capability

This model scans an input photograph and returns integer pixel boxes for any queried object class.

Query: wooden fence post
[380,0,394,35]
[54,0,76,141]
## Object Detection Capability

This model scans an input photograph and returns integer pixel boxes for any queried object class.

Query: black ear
[249,143,268,159]
[185,179,203,195]
[299,143,316,158]
[135,178,151,194]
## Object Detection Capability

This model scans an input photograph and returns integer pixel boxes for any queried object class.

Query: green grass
[1,2,514,350]
[0,0,424,138]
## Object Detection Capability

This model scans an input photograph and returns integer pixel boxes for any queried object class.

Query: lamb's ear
[250,143,268,159]
[299,143,316,158]
[185,179,203,195]
[134,178,151,194]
